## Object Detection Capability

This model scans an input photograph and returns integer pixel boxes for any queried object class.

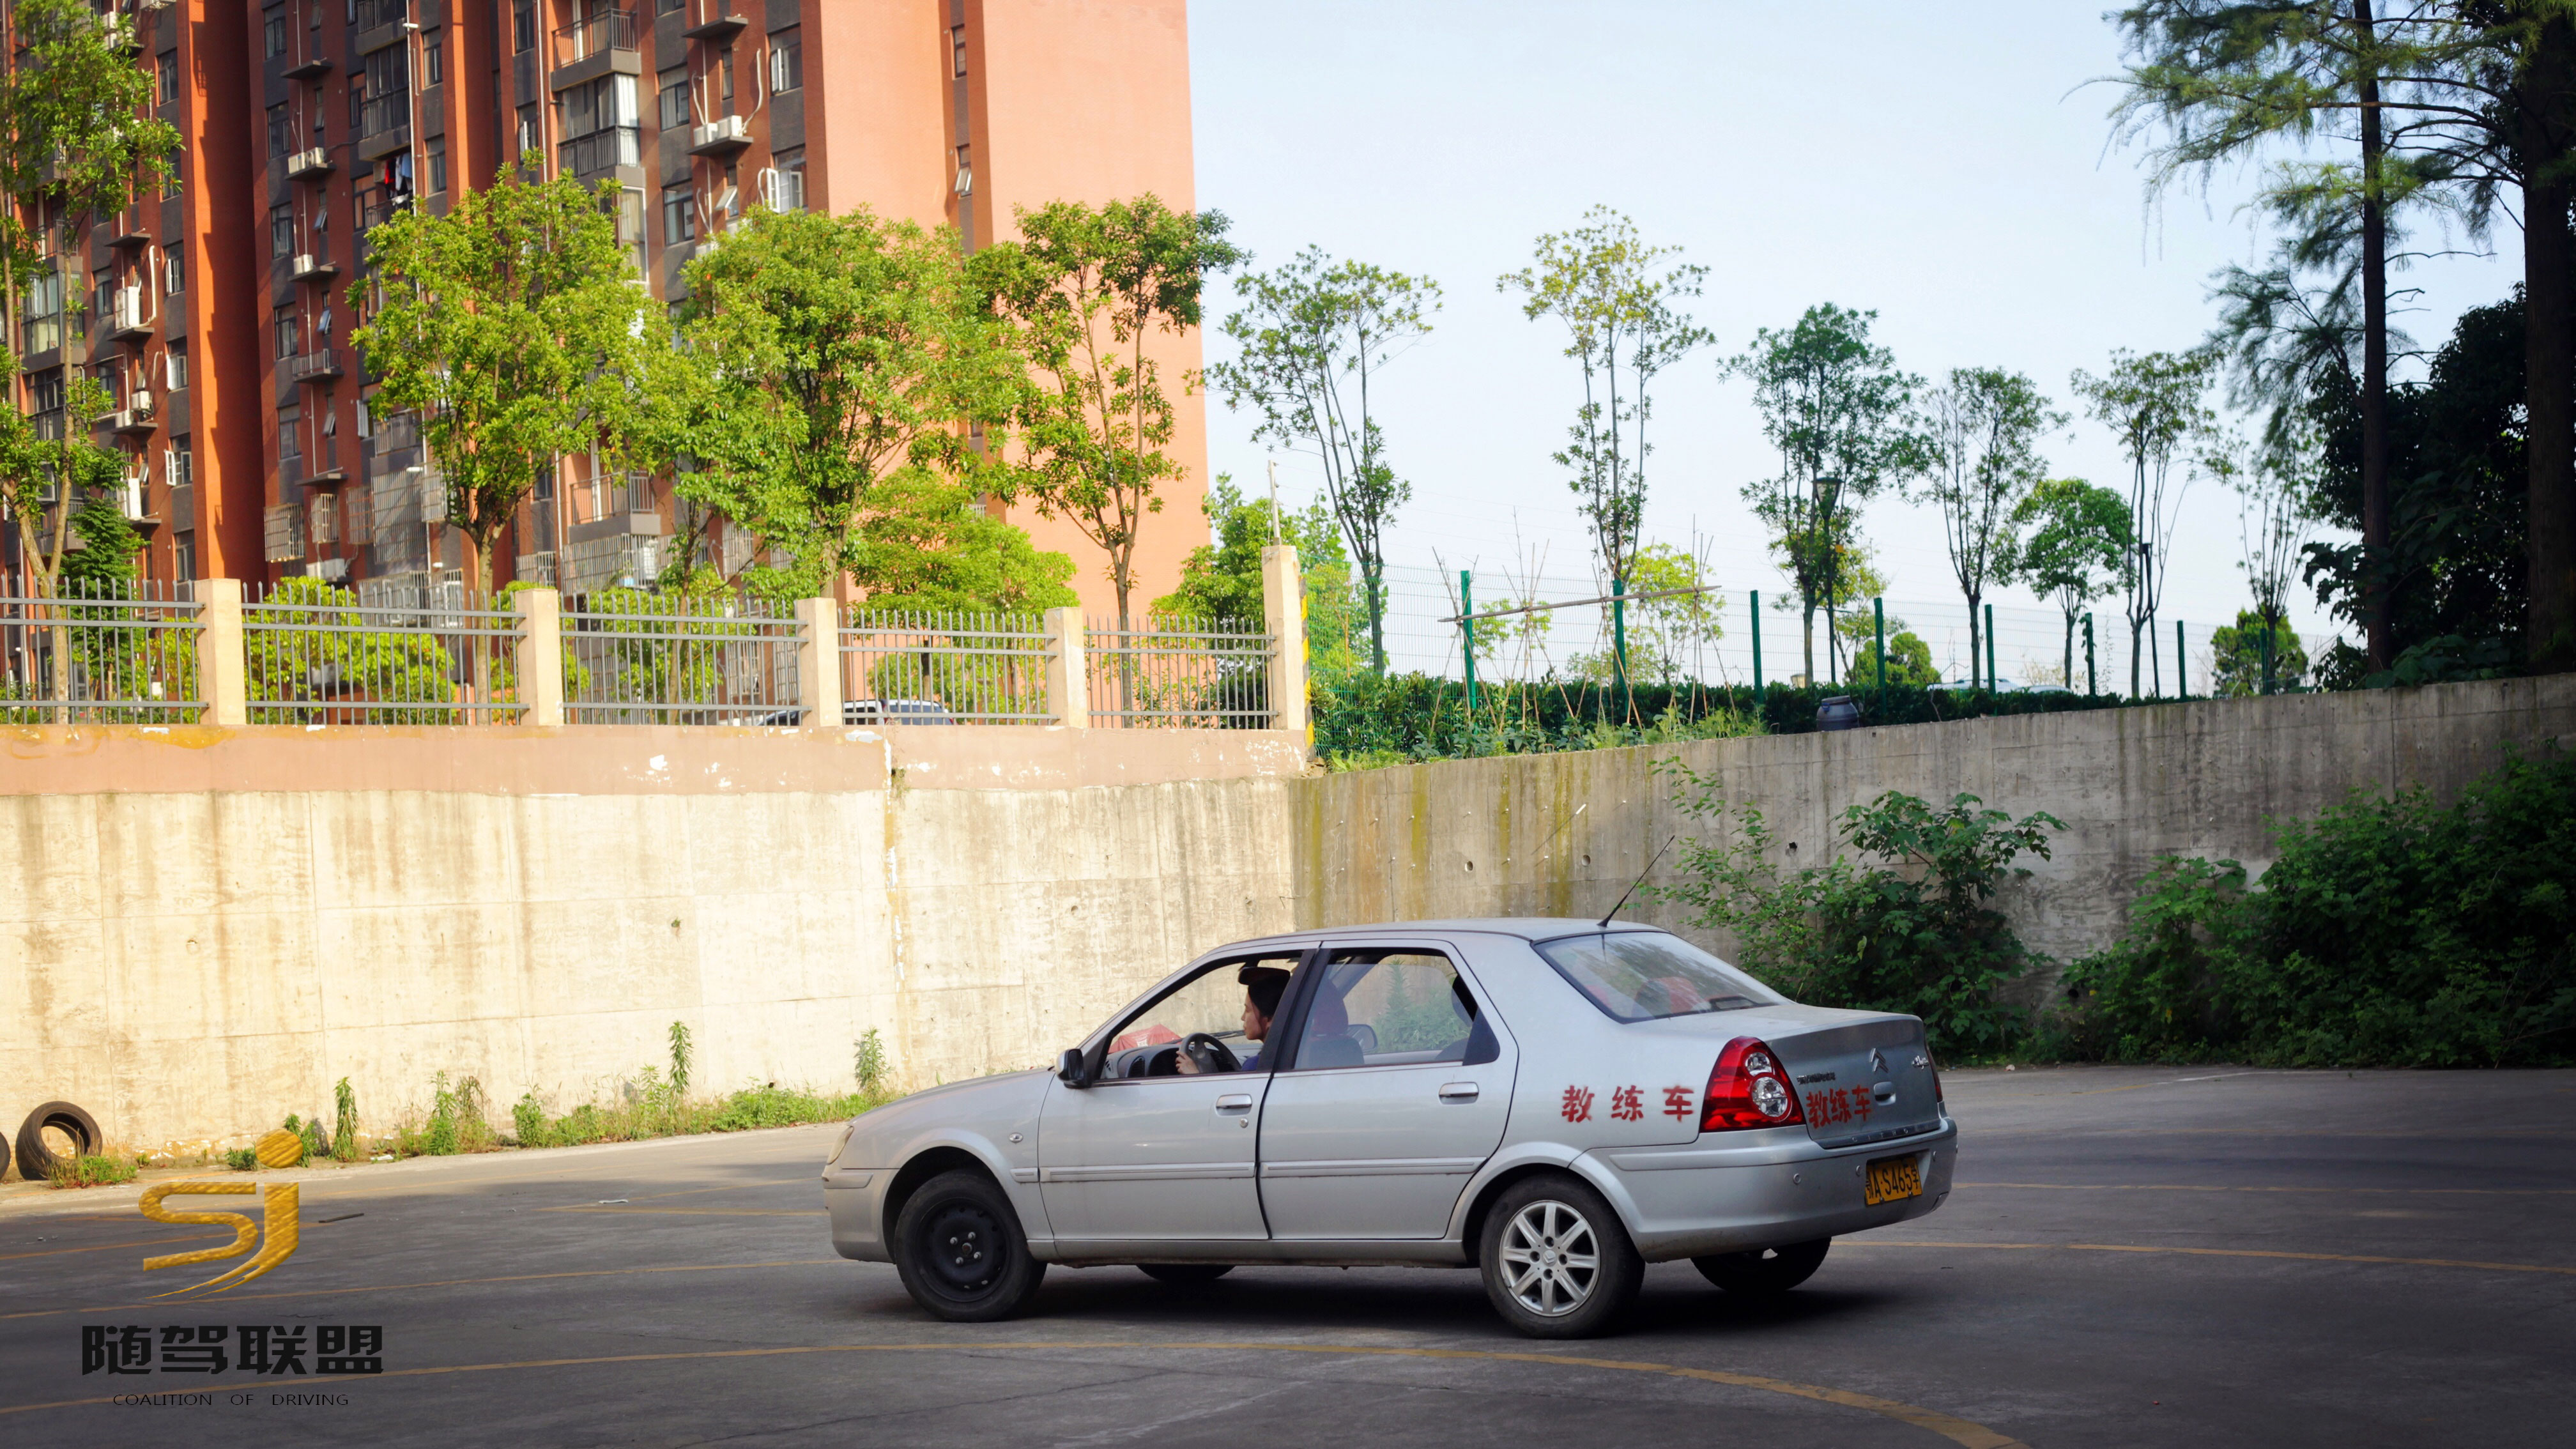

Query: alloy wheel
[1498,1198,1600,1317]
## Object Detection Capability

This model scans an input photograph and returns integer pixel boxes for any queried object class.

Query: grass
[47,1154,139,1189]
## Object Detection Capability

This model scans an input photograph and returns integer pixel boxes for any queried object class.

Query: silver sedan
[821,919,1958,1338]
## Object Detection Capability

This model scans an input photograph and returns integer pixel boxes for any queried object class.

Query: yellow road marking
[1958,1181,2576,1197]
[0,1259,843,1323]
[1850,1239,2576,1276]
[0,1234,227,1262]
[537,1206,827,1217]
[0,1340,2029,1447]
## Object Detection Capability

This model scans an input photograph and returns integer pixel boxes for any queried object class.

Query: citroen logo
[1867,1048,1887,1074]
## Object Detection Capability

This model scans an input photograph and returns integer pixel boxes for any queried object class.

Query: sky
[1184,1,2522,684]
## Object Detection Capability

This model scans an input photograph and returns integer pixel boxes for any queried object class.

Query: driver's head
[1238,966,1291,1041]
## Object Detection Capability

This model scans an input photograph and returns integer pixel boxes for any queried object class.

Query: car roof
[1202,918,1668,957]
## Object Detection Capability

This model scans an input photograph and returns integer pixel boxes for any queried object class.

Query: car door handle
[1439,1082,1479,1101]
[1214,1094,1254,1110]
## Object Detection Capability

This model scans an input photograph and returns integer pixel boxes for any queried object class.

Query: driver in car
[1174,965,1291,1074]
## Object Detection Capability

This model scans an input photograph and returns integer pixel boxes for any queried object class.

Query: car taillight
[1701,1036,1807,1132]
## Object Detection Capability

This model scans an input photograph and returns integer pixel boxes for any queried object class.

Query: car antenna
[1598,834,1677,928]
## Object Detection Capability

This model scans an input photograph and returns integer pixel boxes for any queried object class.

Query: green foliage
[292,1112,328,1164]
[243,577,458,724]
[977,194,1243,622]
[2062,748,2576,1066]
[332,1077,359,1162]
[1499,209,1712,603]
[1655,770,2062,1058]
[420,1071,463,1156]
[1559,543,1722,686]
[354,162,670,599]
[2011,477,2135,686]
[1850,629,1942,686]
[1155,476,1360,680]
[667,1021,693,1098]
[1913,367,2065,684]
[854,1029,889,1094]
[2071,348,2219,697]
[223,1148,259,1172]
[843,470,1078,615]
[43,1153,137,1189]
[1209,247,1442,671]
[2211,609,2310,696]
[669,205,1027,596]
[1373,968,1470,1052]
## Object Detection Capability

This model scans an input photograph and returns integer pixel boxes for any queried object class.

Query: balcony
[287,347,343,383]
[356,93,410,161]
[105,208,150,248]
[286,146,334,180]
[283,53,334,80]
[113,392,157,434]
[557,6,638,64]
[292,252,338,282]
[680,1,745,42]
[688,116,751,156]
[559,126,641,177]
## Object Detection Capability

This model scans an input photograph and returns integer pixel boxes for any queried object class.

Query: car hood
[843,1069,1050,1165]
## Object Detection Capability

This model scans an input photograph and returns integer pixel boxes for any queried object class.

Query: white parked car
[821,919,1958,1337]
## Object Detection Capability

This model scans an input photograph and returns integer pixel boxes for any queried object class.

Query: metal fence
[0,576,201,723]
[839,611,1054,724]
[241,579,522,724]
[562,591,800,724]
[1085,616,1273,728]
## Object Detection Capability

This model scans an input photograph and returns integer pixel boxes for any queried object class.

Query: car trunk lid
[1759,1015,1942,1149]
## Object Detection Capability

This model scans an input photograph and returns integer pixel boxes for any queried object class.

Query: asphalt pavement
[3,1065,2571,1448]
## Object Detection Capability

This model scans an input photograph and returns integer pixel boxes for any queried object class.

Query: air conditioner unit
[128,389,155,419]
[119,477,146,521]
[112,286,145,332]
[294,253,318,276]
[692,116,750,148]
[288,146,330,177]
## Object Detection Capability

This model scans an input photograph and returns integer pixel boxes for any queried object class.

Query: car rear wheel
[1477,1174,1642,1339]
[1135,1263,1234,1285]
[891,1169,1046,1322]
[1693,1238,1831,1296]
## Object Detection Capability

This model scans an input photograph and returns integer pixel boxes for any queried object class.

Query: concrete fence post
[515,587,565,727]
[194,578,247,726]
[1260,544,1308,737]
[798,596,843,726]
[1044,606,1089,727]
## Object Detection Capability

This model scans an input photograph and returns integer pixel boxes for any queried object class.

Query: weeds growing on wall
[1652,763,2063,1059]
[2059,748,2576,1067]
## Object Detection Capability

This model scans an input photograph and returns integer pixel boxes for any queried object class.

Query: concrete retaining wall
[3,676,2568,1157]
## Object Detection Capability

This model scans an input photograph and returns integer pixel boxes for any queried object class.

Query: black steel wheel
[1137,1263,1234,1285]
[891,1169,1046,1322]
[14,1101,100,1182]
[1693,1238,1831,1296]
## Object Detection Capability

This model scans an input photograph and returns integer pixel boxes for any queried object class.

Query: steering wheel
[1181,1032,1240,1074]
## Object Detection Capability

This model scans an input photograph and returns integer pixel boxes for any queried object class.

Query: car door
[1255,942,1515,1241]
[1037,954,1298,1244]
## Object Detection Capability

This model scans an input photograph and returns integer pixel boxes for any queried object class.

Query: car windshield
[1533,931,1784,1023]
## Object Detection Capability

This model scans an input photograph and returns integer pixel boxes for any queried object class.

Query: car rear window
[1533,931,1784,1023]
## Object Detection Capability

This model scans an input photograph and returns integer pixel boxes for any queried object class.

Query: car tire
[891,1169,1046,1322]
[1693,1238,1831,1296]
[15,1101,101,1182]
[1476,1173,1643,1339]
[1136,1263,1234,1285]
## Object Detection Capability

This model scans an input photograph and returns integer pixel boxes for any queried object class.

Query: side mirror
[1057,1048,1091,1087]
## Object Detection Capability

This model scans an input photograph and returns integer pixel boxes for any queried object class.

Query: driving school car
[820,919,1958,1338]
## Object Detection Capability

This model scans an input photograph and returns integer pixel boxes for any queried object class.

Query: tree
[355,163,666,602]
[1498,207,1712,650]
[2009,478,2135,691]
[1731,303,1924,685]
[2206,424,2320,694]
[2212,608,2313,694]
[1911,368,2064,689]
[1851,627,1942,686]
[1567,541,1722,684]
[976,195,1243,629]
[1208,247,1439,673]
[1153,475,1360,682]
[840,470,1077,615]
[2071,349,2216,696]
[670,206,1029,599]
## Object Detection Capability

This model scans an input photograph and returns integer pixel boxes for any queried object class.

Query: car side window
[1287,950,1494,1070]
[1099,953,1301,1080]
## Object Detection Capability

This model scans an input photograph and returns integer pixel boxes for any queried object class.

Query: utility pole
[1460,569,1475,711]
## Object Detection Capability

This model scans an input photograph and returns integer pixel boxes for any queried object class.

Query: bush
[224,1148,259,1171]
[1654,766,2062,1059]
[2062,747,2576,1066]
[49,1154,139,1189]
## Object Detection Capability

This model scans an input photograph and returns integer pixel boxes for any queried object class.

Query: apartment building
[12,0,1205,615]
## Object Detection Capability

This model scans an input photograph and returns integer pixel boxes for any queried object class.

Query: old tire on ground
[15,1101,102,1181]
[1693,1238,1831,1296]
[891,1168,1046,1322]
[1476,1172,1643,1339]
[1136,1263,1234,1285]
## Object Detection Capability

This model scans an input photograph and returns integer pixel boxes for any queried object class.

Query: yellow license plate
[1864,1154,1922,1206]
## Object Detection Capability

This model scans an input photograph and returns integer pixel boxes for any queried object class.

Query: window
[158,51,179,105]
[560,73,638,139]
[719,46,734,112]
[512,0,535,54]
[951,24,967,77]
[661,184,695,245]
[164,248,185,295]
[1096,954,1306,1078]
[274,307,300,359]
[769,32,801,93]
[271,204,295,259]
[1531,931,1782,1024]
[25,273,62,354]
[29,369,65,417]
[1285,951,1492,1070]
[614,187,646,274]
[657,0,683,12]
[264,7,288,57]
[165,143,183,199]
[172,530,195,585]
[277,406,301,461]
[423,29,443,86]
[426,136,447,195]
[168,442,192,490]
[364,43,408,101]
[268,103,291,157]
[166,341,187,391]
[92,269,112,325]
[767,148,806,212]
[721,162,740,220]
[657,65,689,130]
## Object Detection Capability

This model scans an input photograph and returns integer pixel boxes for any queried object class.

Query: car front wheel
[891,1169,1046,1322]
[1693,1238,1830,1296]
[1476,1174,1643,1339]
